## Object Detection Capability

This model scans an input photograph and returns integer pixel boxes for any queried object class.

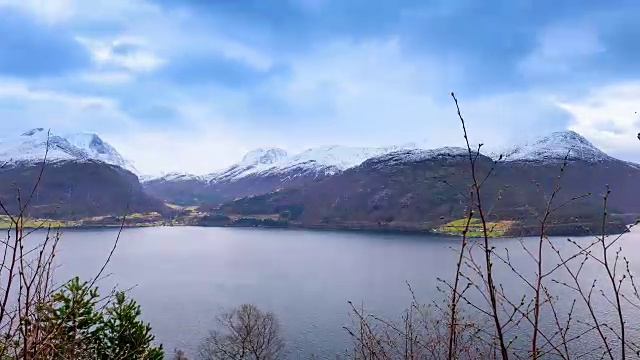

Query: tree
[198,304,286,360]
[96,292,164,360]
[173,349,189,360]
[32,278,163,360]
[39,277,103,359]
[0,132,163,359]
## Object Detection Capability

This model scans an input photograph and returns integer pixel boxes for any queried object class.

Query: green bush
[41,277,164,359]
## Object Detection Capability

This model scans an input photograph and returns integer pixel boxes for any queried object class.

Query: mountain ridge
[0,128,165,218]
[143,130,640,209]
[146,130,620,183]
[494,130,613,163]
[0,128,138,173]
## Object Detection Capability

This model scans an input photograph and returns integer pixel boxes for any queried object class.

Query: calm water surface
[49,226,640,358]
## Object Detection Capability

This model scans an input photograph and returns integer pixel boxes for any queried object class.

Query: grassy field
[0,215,77,229]
[0,212,168,229]
[435,218,515,237]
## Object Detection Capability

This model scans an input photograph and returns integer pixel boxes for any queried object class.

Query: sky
[0,0,639,175]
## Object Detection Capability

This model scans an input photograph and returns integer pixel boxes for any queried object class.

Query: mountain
[0,128,137,173]
[207,148,290,182]
[494,130,639,219]
[496,130,613,163]
[142,172,218,206]
[209,131,640,235]
[144,143,432,206]
[0,128,164,219]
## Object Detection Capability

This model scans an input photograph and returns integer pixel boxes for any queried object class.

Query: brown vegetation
[0,137,163,359]
[198,304,286,360]
[342,93,640,359]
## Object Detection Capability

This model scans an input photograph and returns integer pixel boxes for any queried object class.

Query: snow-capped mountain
[497,131,613,163]
[144,129,640,212]
[276,146,394,176]
[0,128,137,173]
[144,143,440,205]
[368,147,469,168]
[150,172,205,182]
[242,148,289,165]
[206,142,436,183]
[208,148,289,182]
[147,130,624,186]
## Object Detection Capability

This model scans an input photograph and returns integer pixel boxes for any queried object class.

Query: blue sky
[0,0,639,174]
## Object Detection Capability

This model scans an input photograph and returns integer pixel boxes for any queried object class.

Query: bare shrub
[346,295,493,360]
[0,131,162,359]
[198,303,286,360]
[346,94,640,360]
[174,348,189,359]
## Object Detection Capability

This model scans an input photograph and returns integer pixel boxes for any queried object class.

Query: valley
[0,128,637,237]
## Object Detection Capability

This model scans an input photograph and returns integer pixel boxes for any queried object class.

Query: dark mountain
[211,133,639,235]
[0,129,165,219]
[142,174,216,206]
[0,161,165,219]
[143,169,334,207]
[143,146,350,206]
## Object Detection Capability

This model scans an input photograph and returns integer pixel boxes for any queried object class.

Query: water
[45,226,640,358]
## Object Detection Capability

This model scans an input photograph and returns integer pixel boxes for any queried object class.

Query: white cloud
[0,79,113,108]
[266,38,462,146]
[108,130,248,176]
[558,81,640,156]
[4,0,637,175]
[245,38,560,152]
[0,79,134,140]
[76,36,165,73]
[519,23,604,76]
[0,0,73,23]
[0,0,158,24]
[103,37,574,175]
[0,79,286,175]
[118,7,275,72]
[79,71,133,85]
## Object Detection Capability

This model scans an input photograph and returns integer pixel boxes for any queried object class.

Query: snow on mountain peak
[499,130,611,163]
[0,129,137,173]
[150,172,203,182]
[22,128,45,137]
[208,143,438,182]
[207,148,289,182]
[241,148,288,165]
[276,145,403,176]
[370,146,470,166]
[205,130,615,183]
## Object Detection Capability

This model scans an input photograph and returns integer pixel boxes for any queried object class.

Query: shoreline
[16,221,626,238]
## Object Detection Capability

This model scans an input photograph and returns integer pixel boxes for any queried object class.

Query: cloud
[108,130,251,175]
[519,23,603,77]
[158,53,288,88]
[79,71,133,85]
[0,0,639,175]
[0,0,74,24]
[559,82,640,158]
[0,78,133,137]
[76,37,164,73]
[119,103,179,122]
[0,0,158,25]
[0,9,90,78]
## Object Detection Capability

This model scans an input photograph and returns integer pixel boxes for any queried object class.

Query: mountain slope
[208,148,289,182]
[0,128,137,173]
[0,129,164,218]
[143,172,219,206]
[145,143,434,205]
[497,130,613,163]
[214,133,639,235]
[0,161,164,219]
